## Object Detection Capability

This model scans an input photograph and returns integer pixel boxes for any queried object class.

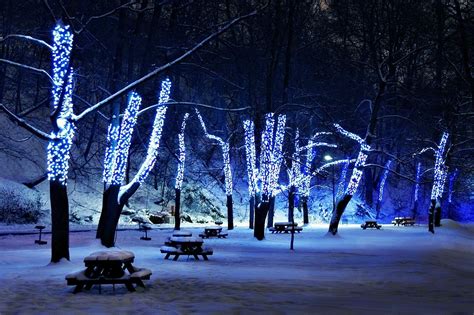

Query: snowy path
[0,221,473,314]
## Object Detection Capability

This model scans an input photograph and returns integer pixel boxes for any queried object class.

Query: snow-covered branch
[0,103,52,140]
[0,34,53,50]
[0,58,53,81]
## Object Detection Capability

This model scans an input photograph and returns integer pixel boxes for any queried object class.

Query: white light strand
[299,139,314,198]
[260,113,275,197]
[103,124,119,182]
[51,24,73,112]
[47,24,75,184]
[448,168,458,203]
[438,165,448,198]
[377,160,392,202]
[414,162,421,202]
[430,132,449,199]
[334,123,370,151]
[110,92,142,185]
[269,114,286,196]
[345,151,368,195]
[132,78,171,185]
[243,120,258,196]
[175,113,190,189]
[194,108,233,195]
[288,129,301,187]
[336,158,350,198]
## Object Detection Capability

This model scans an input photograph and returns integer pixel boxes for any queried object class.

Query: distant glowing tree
[336,158,350,199]
[447,169,458,219]
[98,79,171,247]
[375,160,392,219]
[412,162,422,218]
[243,120,257,229]
[174,113,190,230]
[243,113,286,240]
[195,109,234,229]
[427,132,449,233]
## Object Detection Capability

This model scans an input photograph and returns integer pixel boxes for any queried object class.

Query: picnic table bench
[361,220,382,229]
[160,236,213,261]
[139,223,152,240]
[34,225,47,245]
[65,250,151,293]
[391,217,416,226]
[199,226,228,238]
[269,222,303,234]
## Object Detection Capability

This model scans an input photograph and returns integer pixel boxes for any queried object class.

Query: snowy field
[0,220,473,314]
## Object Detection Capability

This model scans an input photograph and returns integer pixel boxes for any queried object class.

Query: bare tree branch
[72,8,258,122]
[0,34,53,50]
[0,58,53,82]
[0,104,52,140]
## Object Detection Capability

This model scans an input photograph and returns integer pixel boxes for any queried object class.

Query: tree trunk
[174,188,181,230]
[227,194,234,230]
[302,196,309,224]
[288,185,295,222]
[254,201,270,240]
[429,199,435,233]
[101,184,122,247]
[375,200,381,219]
[328,195,352,235]
[364,168,374,208]
[249,195,254,229]
[412,200,418,220]
[267,196,275,228]
[50,180,69,263]
[96,184,110,239]
[434,198,442,227]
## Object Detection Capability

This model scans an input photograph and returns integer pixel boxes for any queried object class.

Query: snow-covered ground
[0,220,473,314]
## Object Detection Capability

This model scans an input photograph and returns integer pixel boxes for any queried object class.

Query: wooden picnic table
[161,236,213,261]
[172,230,192,237]
[361,220,382,229]
[199,226,228,238]
[269,222,302,234]
[66,250,151,293]
[392,217,415,226]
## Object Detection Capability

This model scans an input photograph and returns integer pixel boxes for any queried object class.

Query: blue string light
[110,92,142,185]
[414,162,421,202]
[243,120,258,196]
[175,113,190,190]
[47,24,75,184]
[377,160,392,202]
[336,158,350,198]
[430,132,449,200]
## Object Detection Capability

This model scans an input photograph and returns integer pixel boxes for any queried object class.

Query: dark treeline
[0,0,473,224]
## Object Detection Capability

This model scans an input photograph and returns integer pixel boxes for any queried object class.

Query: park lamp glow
[175,113,190,190]
[110,92,142,185]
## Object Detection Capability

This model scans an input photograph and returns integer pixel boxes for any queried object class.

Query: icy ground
[0,220,473,314]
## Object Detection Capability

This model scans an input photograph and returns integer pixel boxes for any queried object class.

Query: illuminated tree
[375,160,392,219]
[99,79,171,247]
[243,120,257,229]
[422,132,449,233]
[412,162,422,218]
[328,123,371,235]
[447,169,459,219]
[174,113,190,230]
[48,24,75,262]
[195,108,234,229]
[244,113,286,240]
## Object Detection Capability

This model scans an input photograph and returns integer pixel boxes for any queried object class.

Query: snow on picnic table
[0,220,473,314]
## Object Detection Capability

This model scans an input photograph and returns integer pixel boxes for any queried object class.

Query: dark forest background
[0,0,473,223]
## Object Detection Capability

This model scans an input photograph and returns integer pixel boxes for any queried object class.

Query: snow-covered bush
[0,178,43,224]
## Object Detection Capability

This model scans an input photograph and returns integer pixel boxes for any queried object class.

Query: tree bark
[96,184,110,239]
[267,196,275,228]
[302,196,309,224]
[288,185,295,222]
[434,198,442,227]
[429,199,435,233]
[412,200,418,220]
[227,194,234,230]
[328,194,352,235]
[254,201,270,240]
[249,195,254,229]
[174,188,181,230]
[50,180,69,263]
